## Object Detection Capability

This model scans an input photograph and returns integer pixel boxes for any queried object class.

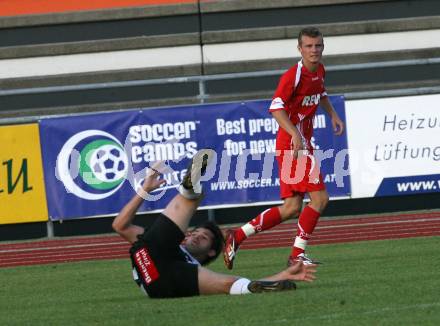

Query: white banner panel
[346,94,440,198]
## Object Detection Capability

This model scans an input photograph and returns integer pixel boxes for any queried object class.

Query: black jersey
[129,214,200,298]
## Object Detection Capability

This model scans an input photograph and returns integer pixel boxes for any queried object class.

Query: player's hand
[331,115,344,135]
[290,130,303,158]
[142,161,166,193]
[284,261,318,282]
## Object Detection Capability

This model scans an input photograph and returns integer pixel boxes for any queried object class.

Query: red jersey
[269,60,327,152]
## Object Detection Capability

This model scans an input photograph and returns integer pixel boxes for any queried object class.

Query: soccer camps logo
[56,130,129,200]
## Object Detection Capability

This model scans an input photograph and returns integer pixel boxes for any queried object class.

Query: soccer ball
[89,144,128,183]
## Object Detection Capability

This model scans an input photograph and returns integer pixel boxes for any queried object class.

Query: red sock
[291,205,320,257]
[235,207,282,245]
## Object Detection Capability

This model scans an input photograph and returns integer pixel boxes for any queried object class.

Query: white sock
[229,278,251,295]
[178,184,202,200]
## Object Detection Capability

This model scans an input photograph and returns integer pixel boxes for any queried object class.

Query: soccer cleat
[181,148,214,192]
[223,229,239,270]
[287,253,321,266]
[248,280,296,293]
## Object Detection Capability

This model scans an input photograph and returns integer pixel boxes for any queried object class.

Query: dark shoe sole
[181,149,214,190]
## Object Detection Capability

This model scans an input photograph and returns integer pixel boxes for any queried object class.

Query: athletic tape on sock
[178,184,202,200]
[294,236,308,250]
[241,224,256,237]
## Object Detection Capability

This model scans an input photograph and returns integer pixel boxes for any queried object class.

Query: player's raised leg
[163,148,215,233]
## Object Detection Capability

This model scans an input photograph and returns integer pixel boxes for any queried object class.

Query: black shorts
[129,214,199,298]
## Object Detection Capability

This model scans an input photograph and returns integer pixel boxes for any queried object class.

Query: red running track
[1,211,439,268]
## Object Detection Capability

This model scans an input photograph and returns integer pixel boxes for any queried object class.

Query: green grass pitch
[1,236,439,325]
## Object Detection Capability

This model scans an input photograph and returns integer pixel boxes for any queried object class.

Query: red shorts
[276,150,325,199]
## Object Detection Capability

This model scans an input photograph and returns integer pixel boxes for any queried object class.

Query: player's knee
[312,194,329,213]
[112,220,121,233]
[279,203,301,220]
[321,193,329,209]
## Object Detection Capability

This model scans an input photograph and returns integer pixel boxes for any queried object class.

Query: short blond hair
[298,27,323,45]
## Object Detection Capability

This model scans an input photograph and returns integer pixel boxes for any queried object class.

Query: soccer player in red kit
[224,27,344,269]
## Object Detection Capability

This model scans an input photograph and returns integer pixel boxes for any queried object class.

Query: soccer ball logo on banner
[56,130,129,200]
[80,140,128,189]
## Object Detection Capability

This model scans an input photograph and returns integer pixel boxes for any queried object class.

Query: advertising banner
[197,97,350,205]
[39,97,349,220]
[345,94,440,198]
[0,124,48,224]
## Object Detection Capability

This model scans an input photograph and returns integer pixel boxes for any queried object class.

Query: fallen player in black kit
[112,149,318,298]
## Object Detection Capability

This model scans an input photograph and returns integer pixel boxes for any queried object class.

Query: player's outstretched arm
[260,261,317,283]
[112,165,166,244]
[197,261,317,295]
[197,266,238,295]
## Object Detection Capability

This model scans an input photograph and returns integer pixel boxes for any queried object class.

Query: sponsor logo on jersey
[134,247,159,285]
[301,94,321,107]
